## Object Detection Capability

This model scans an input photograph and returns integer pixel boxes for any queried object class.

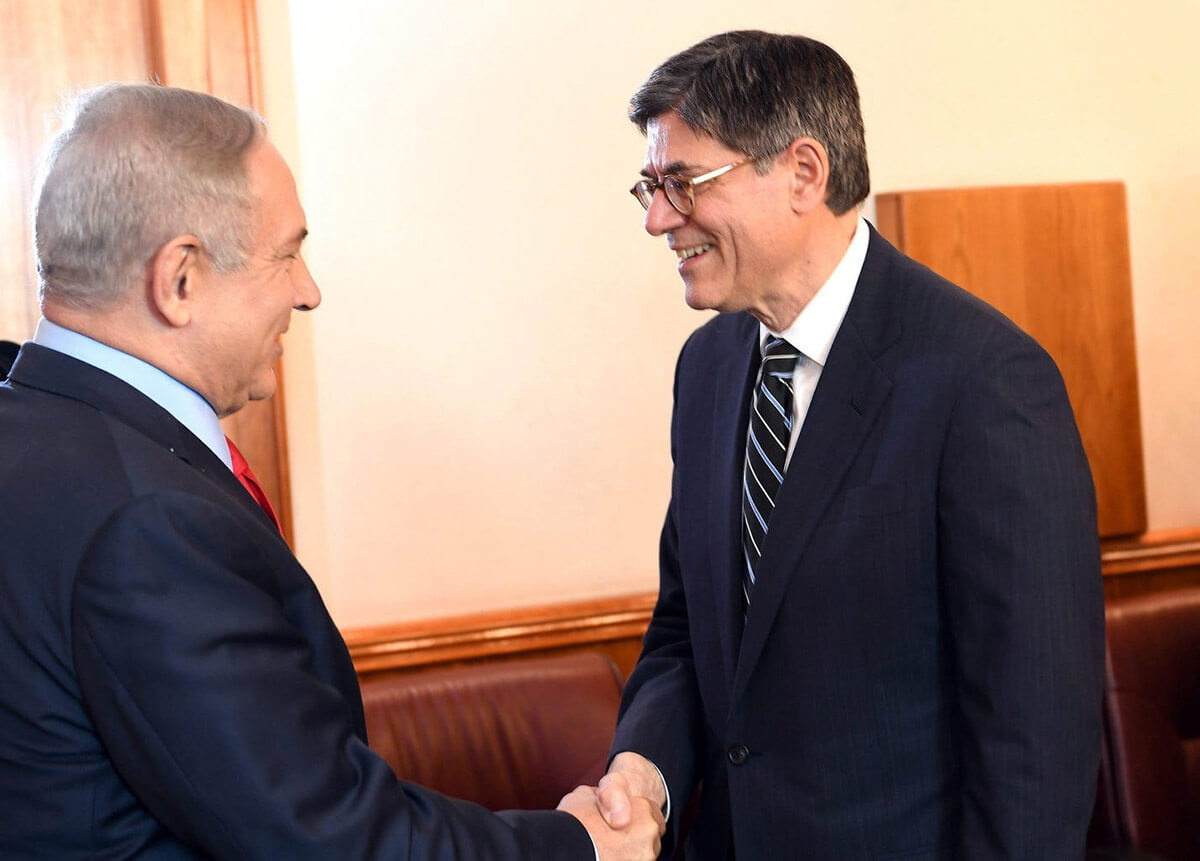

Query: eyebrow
[640,161,702,180]
[275,227,308,255]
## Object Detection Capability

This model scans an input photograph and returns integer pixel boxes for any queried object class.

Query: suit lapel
[704,316,760,679]
[731,230,901,703]
[8,344,280,537]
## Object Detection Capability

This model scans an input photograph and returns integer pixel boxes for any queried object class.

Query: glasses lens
[664,176,692,215]
[631,181,655,210]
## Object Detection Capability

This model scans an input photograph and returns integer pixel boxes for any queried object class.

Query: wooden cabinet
[876,183,1146,538]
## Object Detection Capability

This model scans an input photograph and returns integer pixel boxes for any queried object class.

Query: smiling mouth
[676,243,712,262]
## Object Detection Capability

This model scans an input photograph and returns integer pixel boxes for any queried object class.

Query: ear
[784,137,831,215]
[149,235,201,328]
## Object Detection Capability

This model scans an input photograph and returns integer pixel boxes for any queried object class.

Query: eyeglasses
[630,159,752,216]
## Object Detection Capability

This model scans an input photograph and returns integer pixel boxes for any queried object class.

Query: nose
[644,188,686,236]
[292,256,322,312]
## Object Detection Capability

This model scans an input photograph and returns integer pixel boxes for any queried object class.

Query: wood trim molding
[268,366,294,543]
[344,592,657,676]
[343,530,1200,677]
[1100,527,1200,576]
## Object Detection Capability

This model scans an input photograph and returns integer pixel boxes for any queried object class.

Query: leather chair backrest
[360,651,622,811]
[1104,587,1200,859]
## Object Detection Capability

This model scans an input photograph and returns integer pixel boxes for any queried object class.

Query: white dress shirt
[760,216,869,468]
[32,318,233,470]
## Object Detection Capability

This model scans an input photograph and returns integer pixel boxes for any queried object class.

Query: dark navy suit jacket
[610,227,1104,860]
[0,344,590,859]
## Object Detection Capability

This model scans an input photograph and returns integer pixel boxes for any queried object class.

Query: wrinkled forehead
[641,111,735,178]
[247,141,306,239]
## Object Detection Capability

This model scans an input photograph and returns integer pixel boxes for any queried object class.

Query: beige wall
[258,0,1200,628]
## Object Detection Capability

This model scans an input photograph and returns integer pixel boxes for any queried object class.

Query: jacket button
[727,743,750,765]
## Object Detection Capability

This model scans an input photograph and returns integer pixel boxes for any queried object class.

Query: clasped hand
[557,752,667,860]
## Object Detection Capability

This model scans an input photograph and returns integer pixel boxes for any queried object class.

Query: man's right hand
[557,784,663,860]
[596,751,668,829]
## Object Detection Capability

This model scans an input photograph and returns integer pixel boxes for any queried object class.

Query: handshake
[557,752,668,861]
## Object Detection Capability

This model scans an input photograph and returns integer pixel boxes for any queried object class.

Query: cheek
[735,215,781,271]
[261,276,295,330]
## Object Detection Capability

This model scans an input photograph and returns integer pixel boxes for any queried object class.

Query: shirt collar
[759,215,869,366]
[33,317,233,470]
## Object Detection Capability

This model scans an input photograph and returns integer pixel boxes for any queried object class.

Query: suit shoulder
[1,384,127,491]
[0,384,240,564]
[865,231,1056,366]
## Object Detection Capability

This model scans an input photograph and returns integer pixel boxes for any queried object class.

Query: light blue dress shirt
[32,318,232,471]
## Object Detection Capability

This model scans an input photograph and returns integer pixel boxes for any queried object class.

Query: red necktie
[226,436,283,535]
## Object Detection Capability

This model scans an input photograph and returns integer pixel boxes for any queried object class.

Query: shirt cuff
[649,760,671,823]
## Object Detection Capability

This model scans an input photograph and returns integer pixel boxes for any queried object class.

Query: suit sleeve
[71,491,591,860]
[609,343,706,857]
[937,334,1104,859]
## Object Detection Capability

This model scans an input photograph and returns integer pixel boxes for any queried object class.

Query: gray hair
[630,31,870,215]
[34,83,265,308]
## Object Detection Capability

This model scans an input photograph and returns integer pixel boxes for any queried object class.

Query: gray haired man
[0,83,663,860]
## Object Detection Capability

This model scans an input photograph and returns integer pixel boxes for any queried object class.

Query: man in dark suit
[0,83,662,859]
[595,32,1104,859]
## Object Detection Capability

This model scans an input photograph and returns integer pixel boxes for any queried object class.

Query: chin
[242,367,278,405]
[682,278,707,310]
[248,379,278,404]
[683,283,726,313]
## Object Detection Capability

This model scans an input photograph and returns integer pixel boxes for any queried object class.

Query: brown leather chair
[1101,588,1200,859]
[360,651,622,811]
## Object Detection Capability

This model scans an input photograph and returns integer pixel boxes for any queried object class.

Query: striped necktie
[741,336,799,607]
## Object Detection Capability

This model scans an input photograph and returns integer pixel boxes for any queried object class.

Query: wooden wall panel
[147,0,260,105]
[204,0,262,107]
[1,0,291,542]
[0,0,151,341]
[145,0,209,92]
[876,183,1145,537]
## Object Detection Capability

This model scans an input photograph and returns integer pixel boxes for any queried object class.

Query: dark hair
[630,31,869,215]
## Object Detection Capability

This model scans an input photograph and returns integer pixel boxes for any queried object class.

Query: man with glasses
[595,31,1103,859]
